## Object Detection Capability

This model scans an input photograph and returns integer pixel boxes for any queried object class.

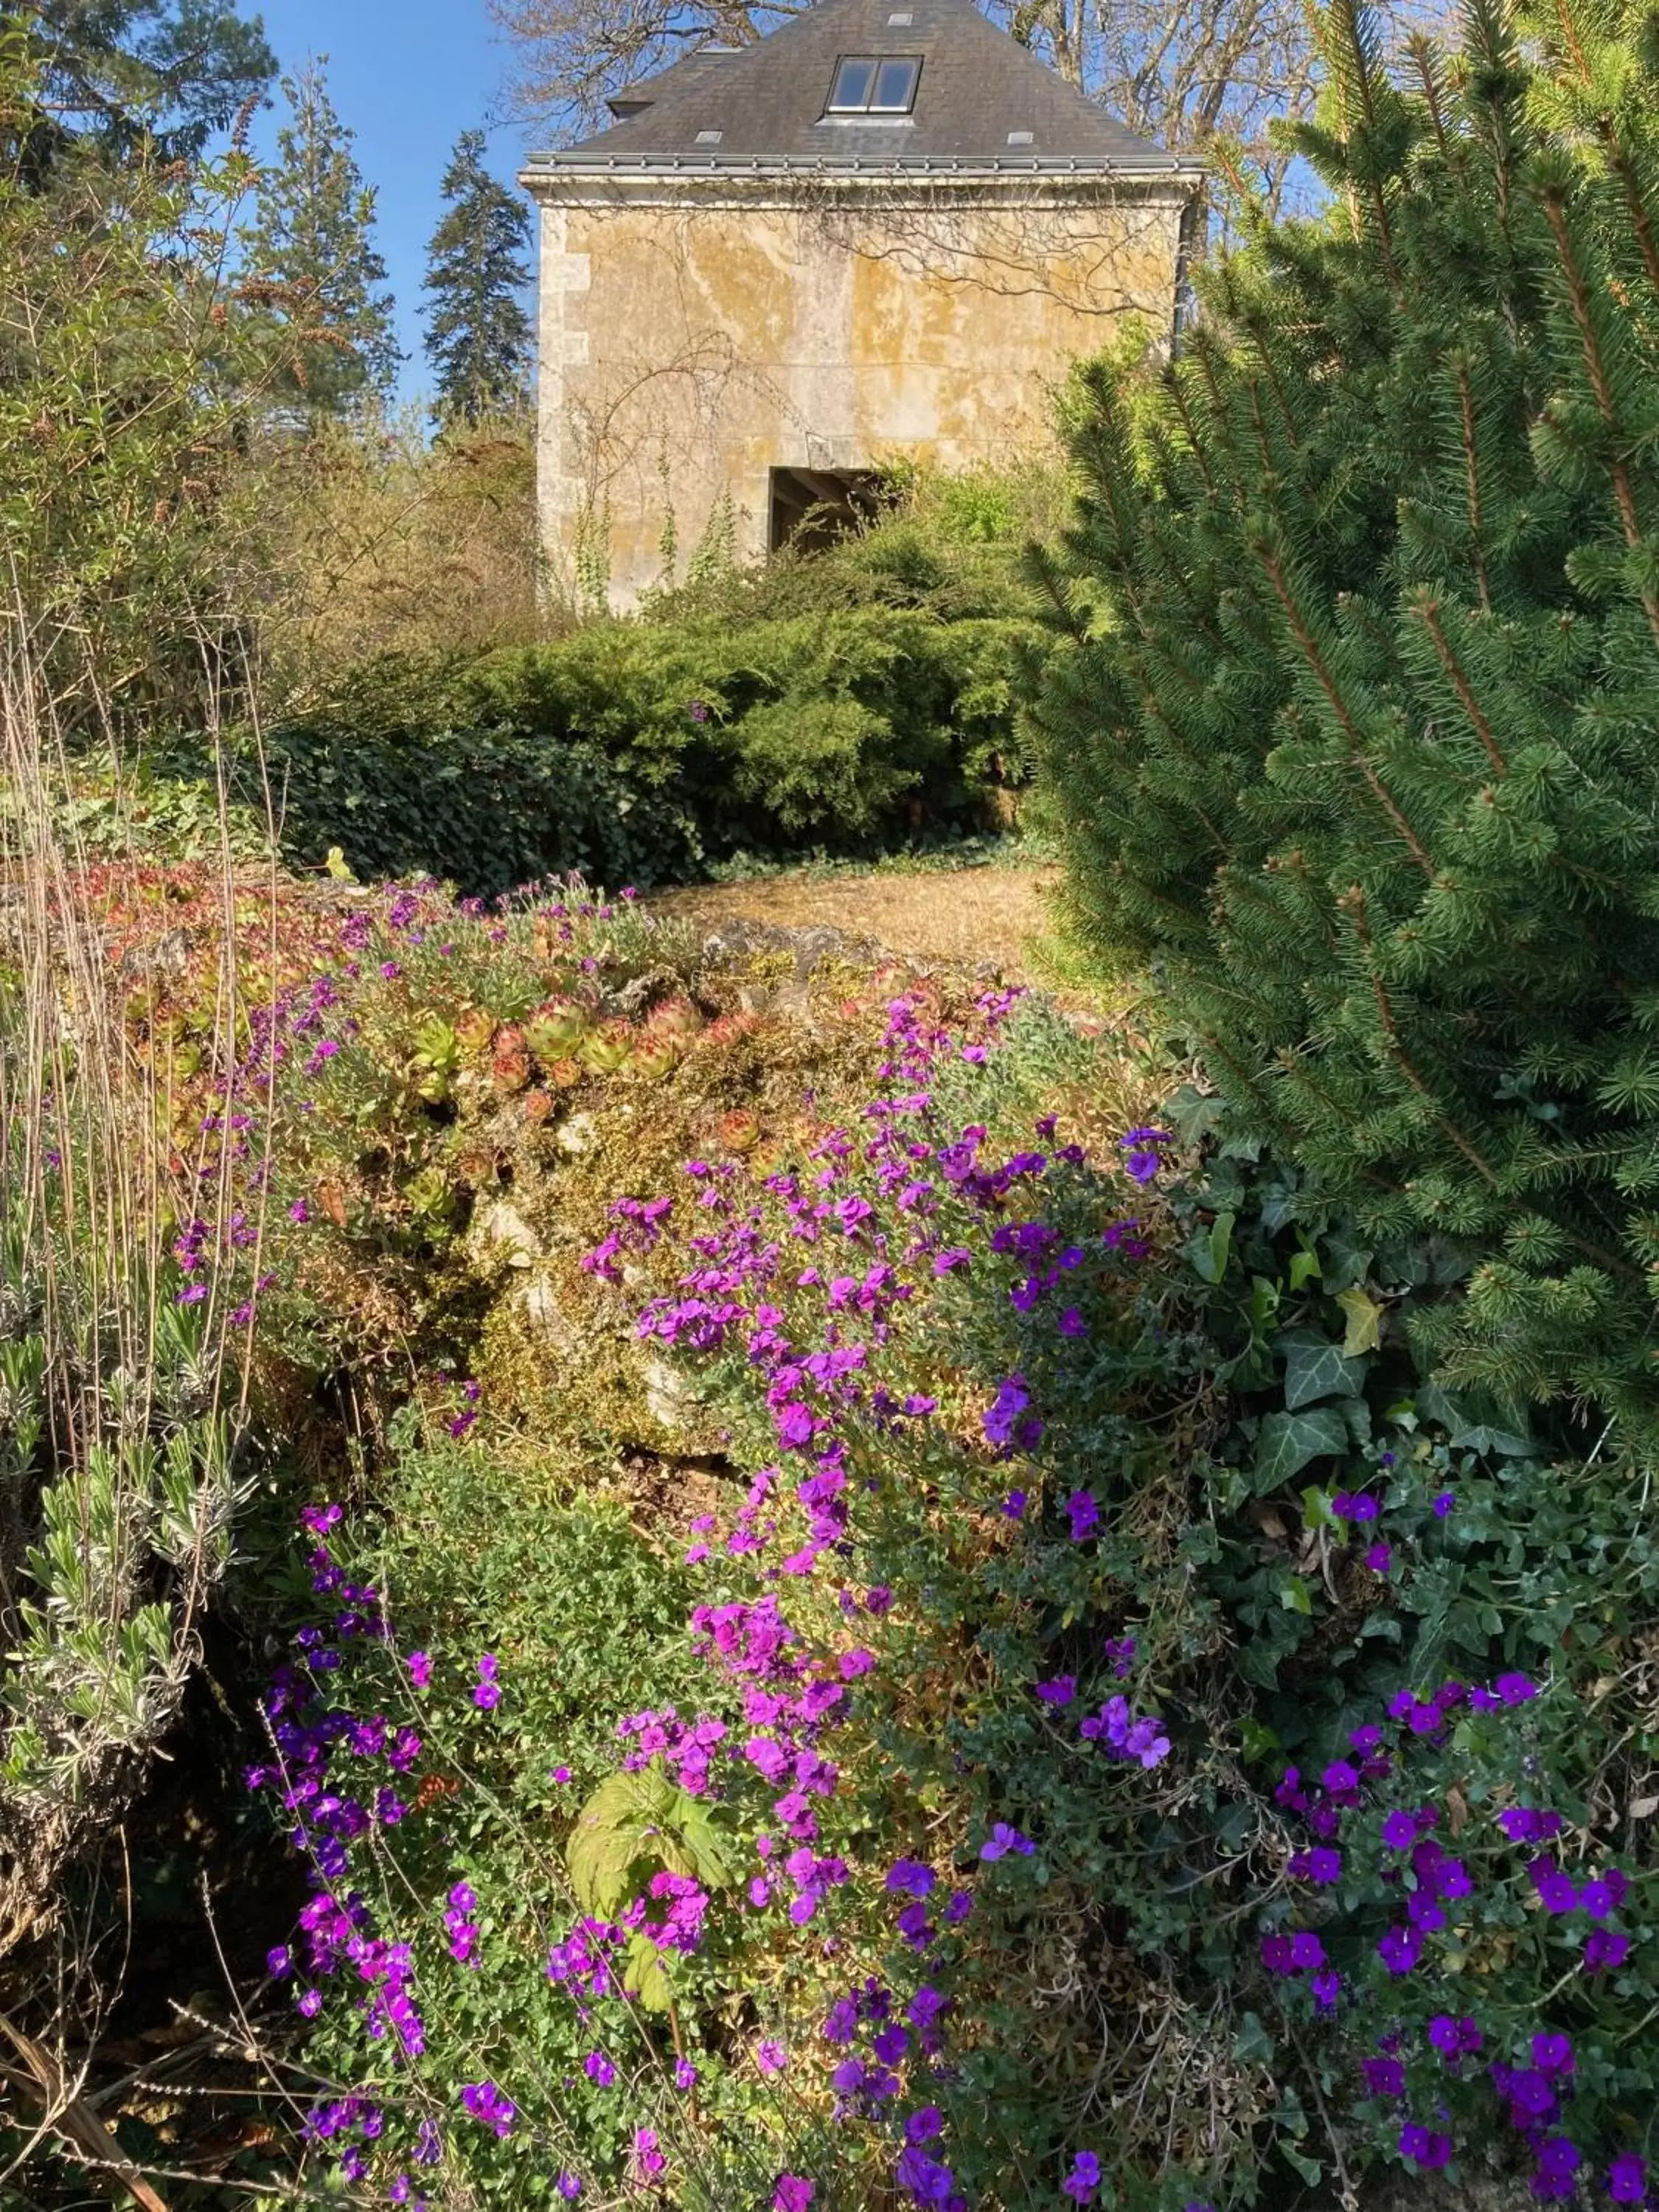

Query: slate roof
[522,0,1192,178]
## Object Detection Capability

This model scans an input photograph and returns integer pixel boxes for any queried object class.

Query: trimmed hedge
[243,606,1034,894]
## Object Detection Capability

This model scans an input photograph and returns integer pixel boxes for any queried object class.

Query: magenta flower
[473,1654,500,1710]
[406,1651,431,1688]
[631,2127,666,2183]
[583,2051,615,2087]
[459,2081,515,2138]
[774,2180,814,2212]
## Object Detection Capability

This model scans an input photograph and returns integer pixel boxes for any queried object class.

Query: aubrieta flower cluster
[1265,1667,1649,2203]
[575,987,1184,2206]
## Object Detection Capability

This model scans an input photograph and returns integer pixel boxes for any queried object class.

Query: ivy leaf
[1335,1286,1385,1355]
[1281,1337,1367,1409]
[1288,1244,1321,1293]
[1185,1210,1235,1284]
[1254,1406,1349,1489]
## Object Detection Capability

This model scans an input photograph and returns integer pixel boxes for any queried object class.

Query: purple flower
[1495,1807,1563,1845]
[1119,1127,1170,1185]
[1062,2149,1102,2202]
[1585,1927,1630,1972]
[1363,1540,1392,1573]
[1378,1923,1423,1975]
[1532,2031,1574,2076]
[905,2108,943,2146]
[1066,1490,1101,1543]
[774,2180,815,2212]
[407,1651,431,1688]
[887,1860,936,1897]
[1427,2014,1482,2059]
[473,1654,501,1710]
[980,1822,1034,1862]
[557,2177,582,2202]
[1002,1489,1028,1519]
[1433,1489,1454,1517]
[984,1374,1043,1455]
[1288,1847,1341,1885]
[459,2081,515,2138]
[1035,1675,1077,1707]
[1531,2136,1580,2199]
[1363,2056,1405,2097]
[756,2039,787,2077]
[894,2147,956,2206]
[1382,1810,1419,1849]
[1399,2124,1452,2170]
[583,2051,615,2087]
[1610,2154,1647,2204]
[674,2058,698,2090]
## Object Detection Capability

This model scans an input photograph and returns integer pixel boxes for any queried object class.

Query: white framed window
[825,55,921,114]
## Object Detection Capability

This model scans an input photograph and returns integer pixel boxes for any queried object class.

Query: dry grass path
[647,862,1062,981]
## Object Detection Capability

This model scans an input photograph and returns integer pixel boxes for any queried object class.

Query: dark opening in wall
[768,465,888,554]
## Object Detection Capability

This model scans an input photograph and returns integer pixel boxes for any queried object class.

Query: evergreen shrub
[252,606,1032,891]
[1025,0,1659,1446]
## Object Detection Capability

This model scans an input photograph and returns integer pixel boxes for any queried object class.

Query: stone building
[519,0,1202,607]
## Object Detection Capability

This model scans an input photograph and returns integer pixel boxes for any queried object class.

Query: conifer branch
[1539,187,1659,647]
[1453,360,1492,613]
[1251,541,1436,874]
[1338,883,1501,1186]
[1605,136,1659,299]
[1409,592,1508,773]
[1405,33,1447,156]
[1324,0,1399,287]
[1165,370,1217,498]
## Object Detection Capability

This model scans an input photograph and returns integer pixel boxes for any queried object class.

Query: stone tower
[520,0,1201,607]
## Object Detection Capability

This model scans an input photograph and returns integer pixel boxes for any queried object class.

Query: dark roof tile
[527,0,1186,175]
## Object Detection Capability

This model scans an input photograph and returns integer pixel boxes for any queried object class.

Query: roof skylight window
[826,55,921,114]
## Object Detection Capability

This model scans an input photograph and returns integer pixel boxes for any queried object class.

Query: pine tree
[420,128,532,421]
[1026,0,1659,1444]
[17,0,274,170]
[242,58,402,419]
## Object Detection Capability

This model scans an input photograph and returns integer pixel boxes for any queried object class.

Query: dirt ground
[647,862,1062,978]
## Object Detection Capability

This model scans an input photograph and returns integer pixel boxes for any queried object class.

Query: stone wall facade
[526,173,1194,608]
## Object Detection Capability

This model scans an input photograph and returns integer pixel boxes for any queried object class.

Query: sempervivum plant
[579,1019,635,1077]
[526,998,591,1060]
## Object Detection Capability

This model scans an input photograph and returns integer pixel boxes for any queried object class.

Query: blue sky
[247,0,540,401]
